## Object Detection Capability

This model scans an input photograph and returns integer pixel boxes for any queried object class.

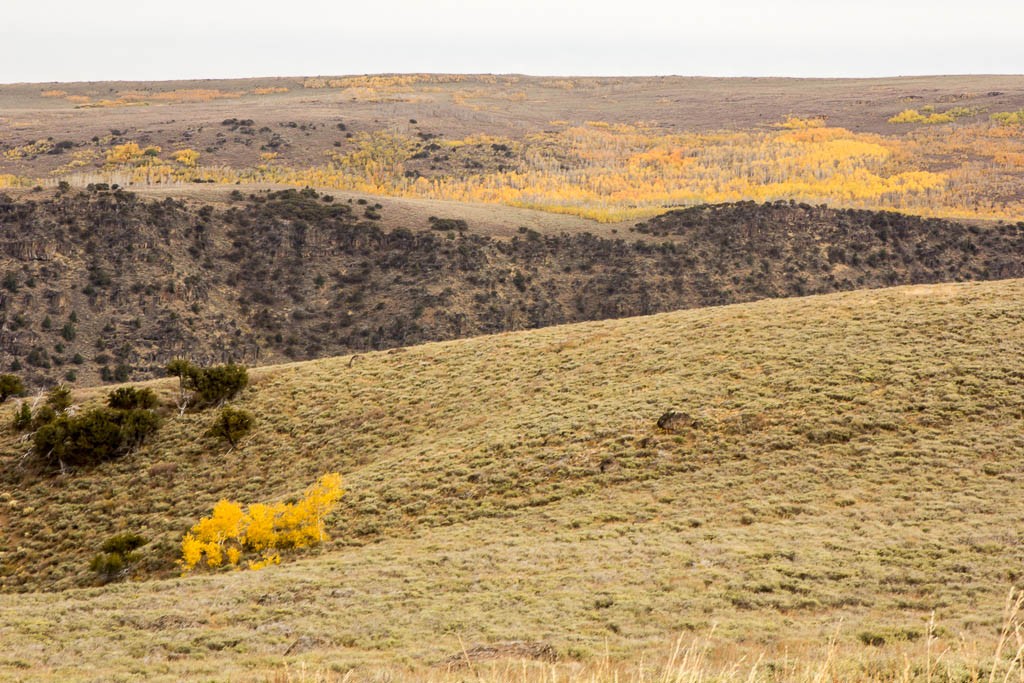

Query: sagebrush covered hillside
[2,279,1024,680]
[4,186,1024,387]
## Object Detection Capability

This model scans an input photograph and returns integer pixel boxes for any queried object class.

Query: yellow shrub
[204,543,223,568]
[172,149,200,167]
[179,473,344,573]
[180,533,204,568]
[4,140,54,159]
[105,142,163,166]
[248,554,281,571]
[992,109,1024,126]
[890,107,975,125]
[244,502,280,551]
[777,116,826,129]
[889,109,926,124]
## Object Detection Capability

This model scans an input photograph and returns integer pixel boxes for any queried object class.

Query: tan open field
[5,74,1024,222]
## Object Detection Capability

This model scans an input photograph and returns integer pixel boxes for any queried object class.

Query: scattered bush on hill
[32,407,160,470]
[180,472,344,572]
[18,384,162,471]
[428,216,468,232]
[0,374,24,402]
[992,109,1024,126]
[11,402,31,430]
[107,386,158,410]
[166,359,248,410]
[205,406,254,449]
[888,106,975,125]
[90,532,147,584]
[45,384,72,412]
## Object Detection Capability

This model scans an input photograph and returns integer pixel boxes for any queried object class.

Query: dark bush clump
[46,384,72,412]
[0,374,24,402]
[11,402,32,430]
[101,531,148,556]
[89,552,126,583]
[91,532,147,584]
[107,386,158,410]
[166,359,248,408]
[428,216,469,232]
[33,407,160,469]
[27,347,51,368]
[206,406,254,448]
[28,384,161,470]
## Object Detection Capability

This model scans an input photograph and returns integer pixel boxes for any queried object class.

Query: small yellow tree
[181,499,245,568]
[172,149,200,167]
[179,472,344,573]
[303,471,344,542]
[105,142,163,166]
[244,502,279,551]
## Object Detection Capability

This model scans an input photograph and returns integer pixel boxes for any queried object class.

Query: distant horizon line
[4,72,1024,87]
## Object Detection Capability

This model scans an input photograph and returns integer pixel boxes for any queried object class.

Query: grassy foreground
[3,279,1024,680]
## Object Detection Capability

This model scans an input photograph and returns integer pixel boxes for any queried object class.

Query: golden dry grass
[3,279,1024,680]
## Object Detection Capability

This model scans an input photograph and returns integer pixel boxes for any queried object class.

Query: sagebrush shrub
[101,532,147,555]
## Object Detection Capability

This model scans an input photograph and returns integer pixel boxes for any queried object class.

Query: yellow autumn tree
[275,472,345,546]
[179,472,344,573]
[992,109,1024,126]
[105,142,163,166]
[180,499,245,568]
[76,112,1024,223]
[244,503,279,552]
[172,149,200,167]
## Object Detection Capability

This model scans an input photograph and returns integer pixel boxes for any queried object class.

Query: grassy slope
[2,279,1024,680]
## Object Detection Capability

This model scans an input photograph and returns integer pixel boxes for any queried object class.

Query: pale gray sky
[1,0,1021,83]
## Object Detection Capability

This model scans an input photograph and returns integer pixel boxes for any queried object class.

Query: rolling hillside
[4,187,1024,388]
[2,278,1024,680]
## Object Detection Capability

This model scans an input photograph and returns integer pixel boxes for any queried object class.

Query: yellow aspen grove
[179,473,344,573]
[66,116,1024,223]
[105,143,163,166]
[889,106,976,125]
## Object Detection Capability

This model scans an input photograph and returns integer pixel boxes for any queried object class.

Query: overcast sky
[1,0,1022,83]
